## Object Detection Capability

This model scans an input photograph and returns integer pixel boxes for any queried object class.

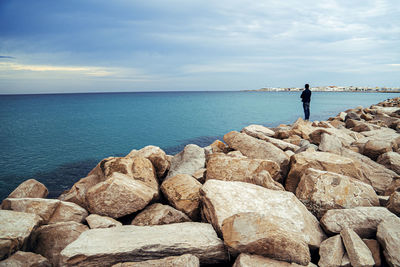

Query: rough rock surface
[166,144,205,178]
[242,124,275,138]
[387,191,400,216]
[206,154,283,189]
[47,201,88,224]
[223,131,290,176]
[296,168,379,218]
[192,168,206,184]
[318,235,345,267]
[221,212,310,265]
[161,174,202,220]
[131,203,191,226]
[127,145,170,179]
[377,151,400,175]
[320,207,398,238]
[377,219,400,267]
[111,254,200,267]
[362,239,381,267]
[0,251,51,267]
[60,223,227,266]
[0,210,42,260]
[319,133,342,153]
[30,221,88,266]
[86,214,122,229]
[340,228,375,267]
[200,180,326,249]
[7,179,48,199]
[232,253,317,267]
[210,140,229,153]
[363,139,393,160]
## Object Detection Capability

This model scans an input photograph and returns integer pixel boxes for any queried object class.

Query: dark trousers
[303,102,310,120]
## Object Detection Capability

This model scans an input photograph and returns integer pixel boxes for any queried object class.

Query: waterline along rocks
[1,97,400,266]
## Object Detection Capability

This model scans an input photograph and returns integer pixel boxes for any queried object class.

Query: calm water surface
[0,91,398,199]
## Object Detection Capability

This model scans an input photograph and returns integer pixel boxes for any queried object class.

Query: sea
[0,91,398,200]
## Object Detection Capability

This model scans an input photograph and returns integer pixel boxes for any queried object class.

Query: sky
[0,0,399,94]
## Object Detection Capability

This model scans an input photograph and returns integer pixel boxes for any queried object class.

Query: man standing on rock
[301,84,312,120]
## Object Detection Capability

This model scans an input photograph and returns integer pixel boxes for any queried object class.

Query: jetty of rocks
[1,97,400,267]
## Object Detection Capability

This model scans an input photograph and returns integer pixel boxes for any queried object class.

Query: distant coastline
[243,86,400,93]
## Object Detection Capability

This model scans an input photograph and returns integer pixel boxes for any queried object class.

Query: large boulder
[241,124,275,138]
[111,254,200,267]
[221,212,310,265]
[161,174,202,220]
[200,180,326,249]
[387,191,400,216]
[0,210,42,260]
[131,203,191,226]
[206,154,283,190]
[0,251,51,267]
[318,133,342,153]
[232,253,317,267]
[60,223,227,266]
[309,128,355,147]
[377,219,400,267]
[296,168,379,218]
[7,179,48,199]
[318,235,345,267]
[363,239,381,267]
[127,145,170,179]
[48,201,88,224]
[340,228,375,267]
[377,152,400,175]
[30,221,88,266]
[223,131,289,176]
[363,139,393,160]
[320,207,398,238]
[86,214,122,229]
[285,151,363,193]
[166,144,205,178]
[86,173,158,218]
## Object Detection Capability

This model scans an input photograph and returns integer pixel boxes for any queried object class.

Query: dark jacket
[301,89,311,103]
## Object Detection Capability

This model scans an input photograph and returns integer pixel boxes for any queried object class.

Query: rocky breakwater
[1,97,400,266]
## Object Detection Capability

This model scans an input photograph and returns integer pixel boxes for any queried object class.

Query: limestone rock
[131,203,191,226]
[222,212,310,265]
[86,214,122,229]
[166,144,205,178]
[161,174,202,220]
[127,146,170,179]
[345,111,361,121]
[377,152,400,175]
[200,180,326,249]
[0,210,42,260]
[242,124,275,138]
[30,221,88,266]
[340,228,375,267]
[111,254,200,267]
[283,135,302,146]
[362,239,381,267]
[309,128,355,147]
[60,223,227,266]
[364,139,393,160]
[232,253,318,267]
[7,179,48,199]
[206,154,283,189]
[296,168,379,218]
[47,201,88,224]
[192,168,206,184]
[385,179,400,196]
[320,207,398,238]
[319,133,342,153]
[318,235,345,267]
[210,140,229,153]
[387,191,400,216]
[377,219,400,267]
[86,173,159,218]
[285,151,363,193]
[223,131,289,176]
[0,251,51,267]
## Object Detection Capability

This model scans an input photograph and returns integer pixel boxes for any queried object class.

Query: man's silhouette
[300,84,311,120]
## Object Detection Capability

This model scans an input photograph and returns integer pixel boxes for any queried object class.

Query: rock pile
[1,97,400,266]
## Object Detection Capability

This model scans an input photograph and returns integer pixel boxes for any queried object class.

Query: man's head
[305,84,309,89]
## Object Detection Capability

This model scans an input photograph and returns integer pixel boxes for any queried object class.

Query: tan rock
[127,146,170,179]
[47,201,88,224]
[210,140,229,153]
[242,124,275,138]
[319,133,342,153]
[309,128,355,147]
[192,168,206,184]
[0,251,51,267]
[362,239,381,267]
[285,151,363,193]
[206,154,283,189]
[318,235,345,267]
[86,214,122,229]
[296,168,379,218]
[111,254,200,267]
[290,118,316,139]
[377,218,400,267]
[86,173,159,218]
[131,203,191,226]
[223,131,289,176]
[60,223,227,266]
[340,228,374,267]
[166,144,206,178]
[0,210,42,260]
[377,152,400,175]
[161,174,202,220]
[341,253,351,267]
[364,140,393,160]
[320,207,398,238]
[1,198,59,223]
[387,191,400,216]
[232,253,317,267]
[385,179,400,196]
[30,221,88,266]
[222,212,310,265]
[7,179,48,199]
[227,150,245,158]
[283,135,302,146]
[200,180,326,249]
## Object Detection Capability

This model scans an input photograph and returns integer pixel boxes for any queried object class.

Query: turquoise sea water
[0,91,398,199]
